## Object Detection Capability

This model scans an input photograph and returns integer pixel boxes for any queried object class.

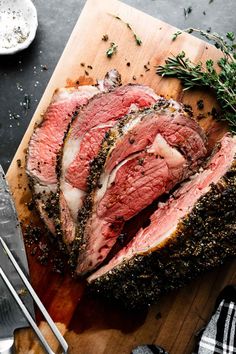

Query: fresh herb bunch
[156,29,236,132]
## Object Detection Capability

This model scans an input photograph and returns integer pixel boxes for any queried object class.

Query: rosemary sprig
[156,29,236,132]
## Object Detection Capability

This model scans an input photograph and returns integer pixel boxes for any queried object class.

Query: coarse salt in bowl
[0,0,38,55]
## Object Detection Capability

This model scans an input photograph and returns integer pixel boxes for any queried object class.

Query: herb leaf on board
[106,42,118,58]
[110,14,142,46]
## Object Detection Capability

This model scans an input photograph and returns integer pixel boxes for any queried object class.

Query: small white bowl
[0,0,38,55]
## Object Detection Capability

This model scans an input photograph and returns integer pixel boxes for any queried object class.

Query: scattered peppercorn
[197,99,204,110]
[183,104,193,117]
[102,34,109,41]
[129,137,135,144]
[144,64,150,72]
[138,158,144,166]
[126,62,131,67]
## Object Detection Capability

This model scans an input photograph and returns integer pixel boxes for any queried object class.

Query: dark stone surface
[0,0,235,172]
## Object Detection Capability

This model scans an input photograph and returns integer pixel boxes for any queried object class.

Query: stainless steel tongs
[0,237,68,354]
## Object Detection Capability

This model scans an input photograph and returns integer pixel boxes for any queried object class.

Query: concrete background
[0,0,235,171]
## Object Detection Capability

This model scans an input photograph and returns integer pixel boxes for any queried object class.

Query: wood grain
[6,0,235,353]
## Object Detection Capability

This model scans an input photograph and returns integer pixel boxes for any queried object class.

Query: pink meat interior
[27,88,98,185]
[65,85,158,190]
[77,110,207,275]
[88,134,236,282]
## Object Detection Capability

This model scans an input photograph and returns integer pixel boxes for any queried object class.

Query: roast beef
[26,70,120,234]
[72,99,207,276]
[59,85,159,246]
[88,134,236,307]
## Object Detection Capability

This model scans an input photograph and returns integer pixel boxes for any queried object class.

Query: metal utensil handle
[0,267,55,354]
[0,338,15,354]
[0,237,68,354]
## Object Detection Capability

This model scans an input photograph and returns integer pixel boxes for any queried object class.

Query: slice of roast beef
[26,70,120,234]
[59,85,159,246]
[73,99,207,276]
[88,134,236,308]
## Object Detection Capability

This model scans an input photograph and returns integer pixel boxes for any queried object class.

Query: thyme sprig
[157,29,236,132]
[110,14,142,46]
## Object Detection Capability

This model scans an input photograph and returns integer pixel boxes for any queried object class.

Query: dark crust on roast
[89,160,236,308]
[69,98,200,270]
[69,128,119,268]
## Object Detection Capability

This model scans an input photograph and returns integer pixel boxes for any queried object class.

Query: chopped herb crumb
[172,31,182,41]
[84,70,89,76]
[184,6,192,19]
[106,42,118,58]
[80,62,85,67]
[134,34,142,46]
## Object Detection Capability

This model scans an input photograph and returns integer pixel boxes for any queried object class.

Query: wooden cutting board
[6,0,235,353]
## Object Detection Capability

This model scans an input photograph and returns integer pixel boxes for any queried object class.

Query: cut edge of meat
[58,84,159,249]
[87,134,236,296]
[26,69,122,235]
[71,99,207,275]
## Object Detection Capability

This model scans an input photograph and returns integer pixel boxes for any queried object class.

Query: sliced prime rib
[72,99,207,276]
[26,70,121,234]
[88,134,236,308]
[59,85,159,247]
